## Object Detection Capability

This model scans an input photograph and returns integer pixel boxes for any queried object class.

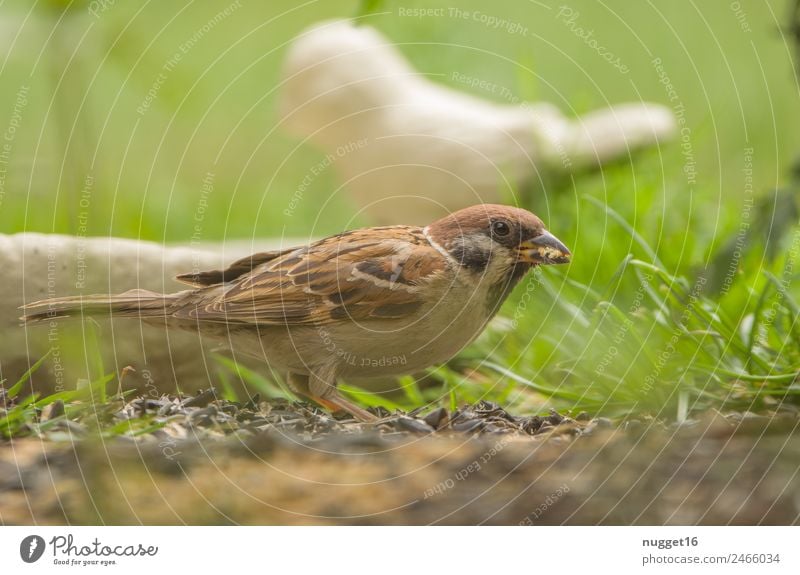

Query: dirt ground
[1,396,799,525]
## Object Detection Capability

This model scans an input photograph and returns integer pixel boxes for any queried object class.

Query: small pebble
[395,416,434,434]
[451,419,484,433]
[423,407,449,429]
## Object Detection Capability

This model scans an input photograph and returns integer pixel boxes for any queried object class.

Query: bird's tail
[19,289,181,324]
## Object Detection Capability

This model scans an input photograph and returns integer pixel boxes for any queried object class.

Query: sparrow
[21,205,570,421]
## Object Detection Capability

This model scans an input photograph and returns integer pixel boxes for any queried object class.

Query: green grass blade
[6,349,52,399]
[584,195,664,268]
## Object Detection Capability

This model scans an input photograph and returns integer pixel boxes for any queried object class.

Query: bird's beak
[517,231,571,265]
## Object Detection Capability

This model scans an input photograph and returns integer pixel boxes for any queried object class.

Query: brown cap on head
[428,205,542,241]
[426,204,570,267]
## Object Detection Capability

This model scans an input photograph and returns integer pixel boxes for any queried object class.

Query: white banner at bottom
[0,526,797,574]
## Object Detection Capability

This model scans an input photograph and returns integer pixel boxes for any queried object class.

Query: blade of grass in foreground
[480,361,586,402]
[84,320,107,403]
[213,354,292,400]
[5,349,53,399]
[583,195,664,269]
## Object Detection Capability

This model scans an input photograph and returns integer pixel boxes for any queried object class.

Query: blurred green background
[0,0,795,244]
[2,0,800,419]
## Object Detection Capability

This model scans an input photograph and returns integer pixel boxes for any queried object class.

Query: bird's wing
[175,248,298,287]
[173,227,447,325]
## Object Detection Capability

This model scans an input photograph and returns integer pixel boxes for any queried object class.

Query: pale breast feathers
[173,227,447,325]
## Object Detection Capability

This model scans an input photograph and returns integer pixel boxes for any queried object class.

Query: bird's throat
[484,263,532,318]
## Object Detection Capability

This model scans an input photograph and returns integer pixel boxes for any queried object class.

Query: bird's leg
[318,393,378,422]
[287,371,377,422]
[309,366,379,422]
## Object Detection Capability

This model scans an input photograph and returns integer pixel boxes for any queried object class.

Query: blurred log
[0,233,281,396]
[4,426,798,525]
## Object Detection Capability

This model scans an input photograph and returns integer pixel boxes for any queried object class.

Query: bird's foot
[313,394,378,423]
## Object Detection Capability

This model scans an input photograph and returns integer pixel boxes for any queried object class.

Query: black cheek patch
[449,243,491,272]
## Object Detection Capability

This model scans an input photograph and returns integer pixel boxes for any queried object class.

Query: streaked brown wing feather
[175,227,446,325]
[175,248,297,287]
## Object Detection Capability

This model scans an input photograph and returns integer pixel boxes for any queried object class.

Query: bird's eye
[491,220,511,237]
